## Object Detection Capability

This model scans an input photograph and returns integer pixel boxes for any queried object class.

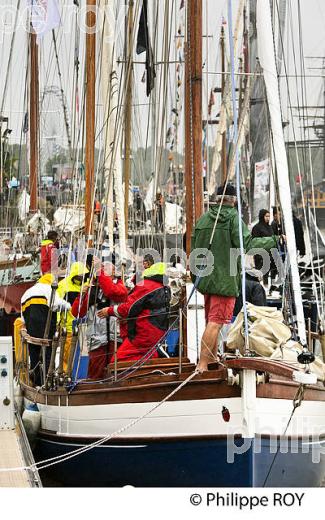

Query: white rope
[0,369,199,474]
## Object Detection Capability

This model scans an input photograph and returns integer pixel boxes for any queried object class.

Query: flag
[136,0,148,55]
[136,0,156,96]
[27,0,61,42]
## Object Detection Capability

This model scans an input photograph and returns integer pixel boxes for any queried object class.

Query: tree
[45,152,68,176]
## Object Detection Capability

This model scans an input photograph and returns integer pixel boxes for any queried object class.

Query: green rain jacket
[191,204,278,297]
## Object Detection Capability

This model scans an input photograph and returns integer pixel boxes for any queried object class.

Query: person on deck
[232,268,267,318]
[94,200,101,224]
[71,259,128,379]
[97,262,171,362]
[252,209,275,285]
[271,206,283,236]
[191,183,280,373]
[154,191,164,231]
[143,253,154,270]
[21,274,71,386]
[57,261,89,372]
[40,230,59,274]
[272,206,305,261]
[293,212,306,257]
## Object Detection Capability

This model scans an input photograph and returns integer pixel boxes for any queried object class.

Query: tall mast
[220,25,227,184]
[85,0,96,239]
[185,0,203,255]
[29,32,38,213]
[124,1,134,238]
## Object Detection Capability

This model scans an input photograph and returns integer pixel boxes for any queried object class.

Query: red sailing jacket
[71,272,127,319]
[40,239,56,274]
[105,273,171,351]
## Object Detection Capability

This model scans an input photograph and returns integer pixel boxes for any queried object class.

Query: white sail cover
[27,211,50,233]
[54,207,85,233]
[164,202,184,234]
[144,177,155,212]
[17,189,30,221]
[256,0,306,343]
[210,0,245,191]
[100,0,127,261]
[122,183,134,206]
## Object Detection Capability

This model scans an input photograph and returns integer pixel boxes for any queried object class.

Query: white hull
[26,395,325,441]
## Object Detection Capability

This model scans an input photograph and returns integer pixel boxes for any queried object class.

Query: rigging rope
[228,0,249,350]
[262,383,305,487]
[0,369,200,474]
[275,0,324,323]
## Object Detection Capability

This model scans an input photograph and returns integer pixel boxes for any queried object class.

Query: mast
[150,0,157,188]
[124,0,134,238]
[185,0,203,255]
[256,0,307,344]
[29,32,38,213]
[85,0,96,239]
[220,25,227,184]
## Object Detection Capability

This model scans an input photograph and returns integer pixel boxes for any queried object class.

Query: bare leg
[197,322,222,373]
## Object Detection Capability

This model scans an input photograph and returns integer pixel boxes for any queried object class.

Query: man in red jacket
[40,230,59,274]
[97,262,171,362]
[71,259,128,379]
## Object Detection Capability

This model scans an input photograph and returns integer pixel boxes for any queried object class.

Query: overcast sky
[1,0,325,154]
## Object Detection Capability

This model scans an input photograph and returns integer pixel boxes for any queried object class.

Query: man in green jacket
[191,184,279,372]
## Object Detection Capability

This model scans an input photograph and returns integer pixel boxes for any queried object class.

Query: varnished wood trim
[257,379,325,401]
[20,356,325,407]
[108,357,192,370]
[22,375,239,406]
[225,357,296,378]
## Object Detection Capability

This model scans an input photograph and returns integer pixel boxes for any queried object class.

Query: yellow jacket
[57,262,89,333]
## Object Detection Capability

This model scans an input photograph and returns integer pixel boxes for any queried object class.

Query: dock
[0,419,41,487]
[0,336,42,487]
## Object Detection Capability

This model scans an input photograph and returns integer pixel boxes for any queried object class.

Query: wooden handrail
[20,328,52,347]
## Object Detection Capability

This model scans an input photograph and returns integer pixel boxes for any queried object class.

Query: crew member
[252,209,275,285]
[21,274,71,386]
[71,259,127,379]
[40,230,59,274]
[232,268,267,317]
[293,211,306,257]
[191,183,280,372]
[97,262,171,362]
[57,261,89,371]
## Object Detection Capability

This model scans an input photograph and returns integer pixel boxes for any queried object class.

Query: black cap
[216,183,237,196]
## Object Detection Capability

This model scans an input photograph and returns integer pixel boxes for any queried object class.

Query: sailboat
[13,0,325,488]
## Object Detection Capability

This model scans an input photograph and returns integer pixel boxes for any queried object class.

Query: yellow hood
[69,262,89,279]
[38,274,54,285]
[143,262,166,278]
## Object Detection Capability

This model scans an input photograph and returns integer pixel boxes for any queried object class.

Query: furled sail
[100,0,127,261]
[256,0,306,343]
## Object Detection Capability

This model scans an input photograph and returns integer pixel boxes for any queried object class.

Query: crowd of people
[21,244,172,384]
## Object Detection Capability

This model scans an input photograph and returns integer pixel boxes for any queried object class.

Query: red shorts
[204,294,236,324]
